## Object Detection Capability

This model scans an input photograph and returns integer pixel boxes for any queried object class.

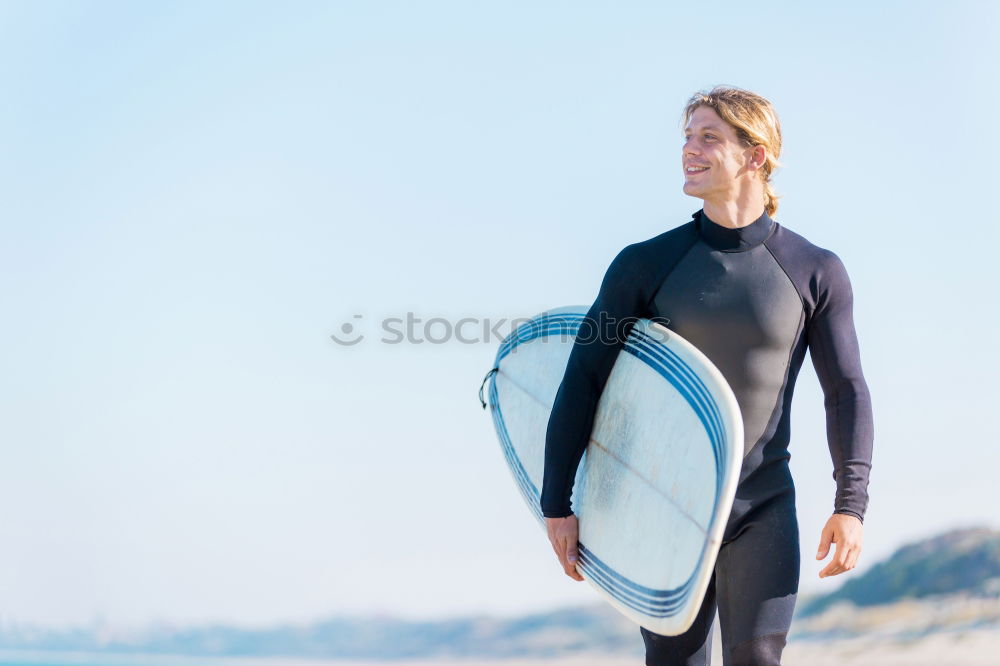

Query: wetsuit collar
[694,208,775,252]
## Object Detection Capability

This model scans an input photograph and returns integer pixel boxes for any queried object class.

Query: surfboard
[480,305,743,636]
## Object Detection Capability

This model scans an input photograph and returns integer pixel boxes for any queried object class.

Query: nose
[683,136,699,157]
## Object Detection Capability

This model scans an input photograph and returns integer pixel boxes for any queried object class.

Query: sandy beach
[2,628,999,666]
[317,626,1000,665]
[306,627,1000,666]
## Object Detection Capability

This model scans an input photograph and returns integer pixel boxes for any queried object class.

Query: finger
[819,562,843,578]
[845,547,861,571]
[816,527,834,560]
[566,540,579,566]
[560,521,583,581]
[834,545,853,571]
[819,546,842,577]
[563,557,583,581]
[554,538,581,581]
[563,543,583,581]
[823,546,854,577]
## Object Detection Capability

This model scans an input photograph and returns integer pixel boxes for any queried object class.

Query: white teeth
[686,167,708,172]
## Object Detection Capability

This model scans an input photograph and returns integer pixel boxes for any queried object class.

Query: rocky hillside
[796,526,1000,618]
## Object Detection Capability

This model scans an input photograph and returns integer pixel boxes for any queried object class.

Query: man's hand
[816,513,864,578]
[545,515,584,581]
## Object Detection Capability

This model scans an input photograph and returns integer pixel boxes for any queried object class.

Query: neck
[701,184,768,229]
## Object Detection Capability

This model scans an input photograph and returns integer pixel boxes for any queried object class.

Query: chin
[682,183,705,199]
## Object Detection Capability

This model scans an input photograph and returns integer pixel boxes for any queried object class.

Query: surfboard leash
[478,367,499,409]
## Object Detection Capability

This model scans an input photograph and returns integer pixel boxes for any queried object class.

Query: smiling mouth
[685,166,710,175]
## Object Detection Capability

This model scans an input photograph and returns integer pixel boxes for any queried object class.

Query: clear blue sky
[0,0,997,628]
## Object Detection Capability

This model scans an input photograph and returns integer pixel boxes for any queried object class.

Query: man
[540,86,873,665]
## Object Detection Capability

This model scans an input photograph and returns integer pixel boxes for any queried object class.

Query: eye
[704,133,716,140]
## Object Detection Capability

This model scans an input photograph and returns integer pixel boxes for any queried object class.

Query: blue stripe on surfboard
[496,313,583,359]
[496,314,584,362]
[630,328,726,472]
[625,331,725,482]
[624,337,723,467]
[497,313,583,354]
[630,330,725,461]
[577,543,693,610]
[621,335,726,563]
[489,312,731,617]
[577,543,698,616]
[488,379,542,522]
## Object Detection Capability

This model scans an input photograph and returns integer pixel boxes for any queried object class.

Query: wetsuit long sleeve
[540,224,699,518]
[540,246,645,518]
[806,251,874,522]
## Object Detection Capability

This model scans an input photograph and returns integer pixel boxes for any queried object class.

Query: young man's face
[682,105,754,204]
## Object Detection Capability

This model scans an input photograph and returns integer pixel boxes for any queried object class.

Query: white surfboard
[481,306,743,636]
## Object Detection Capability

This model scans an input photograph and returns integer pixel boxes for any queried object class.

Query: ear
[749,144,767,171]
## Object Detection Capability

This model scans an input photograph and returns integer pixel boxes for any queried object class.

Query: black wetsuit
[540,208,874,665]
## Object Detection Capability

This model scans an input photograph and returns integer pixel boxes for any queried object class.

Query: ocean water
[0,653,365,666]
[0,654,637,666]
[0,653,219,666]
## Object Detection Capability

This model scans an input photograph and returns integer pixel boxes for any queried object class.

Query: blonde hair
[682,86,784,217]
